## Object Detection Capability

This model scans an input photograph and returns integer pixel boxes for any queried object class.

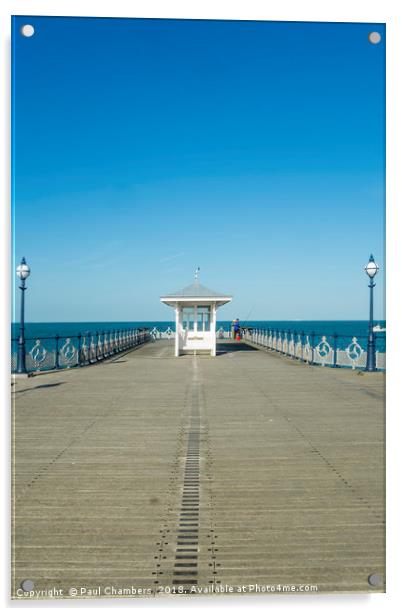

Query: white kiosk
[160,276,232,357]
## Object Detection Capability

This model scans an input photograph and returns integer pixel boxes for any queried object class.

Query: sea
[11,320,386,354]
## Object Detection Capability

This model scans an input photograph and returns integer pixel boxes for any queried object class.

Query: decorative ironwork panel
[59,338,78,367]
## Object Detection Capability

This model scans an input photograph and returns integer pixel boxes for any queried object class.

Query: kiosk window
[197,306,211,332]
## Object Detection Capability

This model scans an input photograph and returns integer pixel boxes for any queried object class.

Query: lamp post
[364,254,379,372]
[16,257,31,374]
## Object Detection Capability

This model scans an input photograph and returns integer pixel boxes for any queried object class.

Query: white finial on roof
[195,267,200,281]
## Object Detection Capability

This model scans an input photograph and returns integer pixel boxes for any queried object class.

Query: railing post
[95,331,99,361]
[86,332,91,364]
[310,332,315,365]
[90,331,94,363]
[102,331,106,358]
[333,333,338,368]
[81,335,87,364]
[88,334,92,364]
[105,330,108,357]
[55,334,60,369]
[77,333,82,366]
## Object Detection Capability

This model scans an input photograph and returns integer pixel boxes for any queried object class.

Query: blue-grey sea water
[11,320,386,353]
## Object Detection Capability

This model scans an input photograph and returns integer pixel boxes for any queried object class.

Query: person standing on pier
[233,318,240,340]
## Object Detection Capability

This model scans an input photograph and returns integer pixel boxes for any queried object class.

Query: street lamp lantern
[16,257,30,374]
[365,254,379,279]
[365,254,379,372]
[16,258,31,280]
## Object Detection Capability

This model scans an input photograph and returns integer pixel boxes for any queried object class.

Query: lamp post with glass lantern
[16,257,30,374]
[365,254,379,372]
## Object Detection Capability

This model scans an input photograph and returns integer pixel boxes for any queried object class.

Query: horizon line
[11,318,385,324]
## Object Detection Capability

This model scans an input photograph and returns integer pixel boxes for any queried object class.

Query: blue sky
[12,17,385,322]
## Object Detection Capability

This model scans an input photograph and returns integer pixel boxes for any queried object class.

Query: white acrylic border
[1,1,400,614]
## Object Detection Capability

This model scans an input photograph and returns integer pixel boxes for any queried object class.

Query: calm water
[11,320,386,353]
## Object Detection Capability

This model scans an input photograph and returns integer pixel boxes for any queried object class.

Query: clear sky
[12,16,385,322]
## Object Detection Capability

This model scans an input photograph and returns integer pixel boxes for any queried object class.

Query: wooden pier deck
[11,339,385,598]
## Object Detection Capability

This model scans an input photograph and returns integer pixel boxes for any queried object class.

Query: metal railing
[243,328,385,371]
[11,328,151,374]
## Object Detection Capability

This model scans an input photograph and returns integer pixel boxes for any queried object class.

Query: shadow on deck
[216,341,258,354]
